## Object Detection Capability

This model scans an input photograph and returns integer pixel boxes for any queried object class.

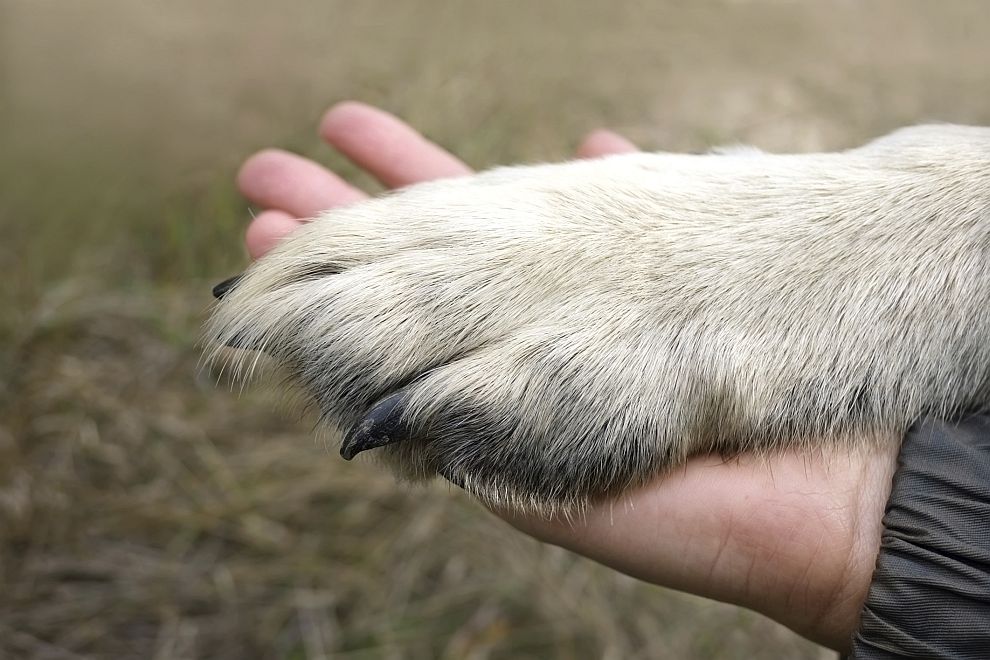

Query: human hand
[235,101,897,652]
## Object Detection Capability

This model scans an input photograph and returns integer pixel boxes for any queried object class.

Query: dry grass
[3,0,990,657]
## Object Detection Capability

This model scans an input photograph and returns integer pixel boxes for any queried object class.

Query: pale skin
[236,101,899,653]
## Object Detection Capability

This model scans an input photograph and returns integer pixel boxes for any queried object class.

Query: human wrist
[765,443,896,651]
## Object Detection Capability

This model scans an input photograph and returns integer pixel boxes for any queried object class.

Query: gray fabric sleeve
[849,415,990,659]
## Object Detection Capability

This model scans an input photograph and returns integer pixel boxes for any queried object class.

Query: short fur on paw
[206,124,990,512]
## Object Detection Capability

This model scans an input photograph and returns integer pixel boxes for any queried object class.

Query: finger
[576,129,639,159]
[320,101,473,189]
[238,149,367,218]
[245,210,303,259]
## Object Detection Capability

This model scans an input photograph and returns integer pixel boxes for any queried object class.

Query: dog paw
[207,125,990,511]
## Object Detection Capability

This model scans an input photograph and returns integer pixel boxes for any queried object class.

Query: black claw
[212,274,243,299]
[341,392,411,460]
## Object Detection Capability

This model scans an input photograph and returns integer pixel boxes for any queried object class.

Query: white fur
[207,124,990,511]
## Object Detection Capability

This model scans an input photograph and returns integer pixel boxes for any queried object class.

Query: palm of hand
[233,101,896,652]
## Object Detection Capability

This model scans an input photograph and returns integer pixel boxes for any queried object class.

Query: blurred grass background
[3,1,990,658]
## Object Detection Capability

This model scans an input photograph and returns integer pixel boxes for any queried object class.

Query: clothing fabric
[850,415,990,659]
